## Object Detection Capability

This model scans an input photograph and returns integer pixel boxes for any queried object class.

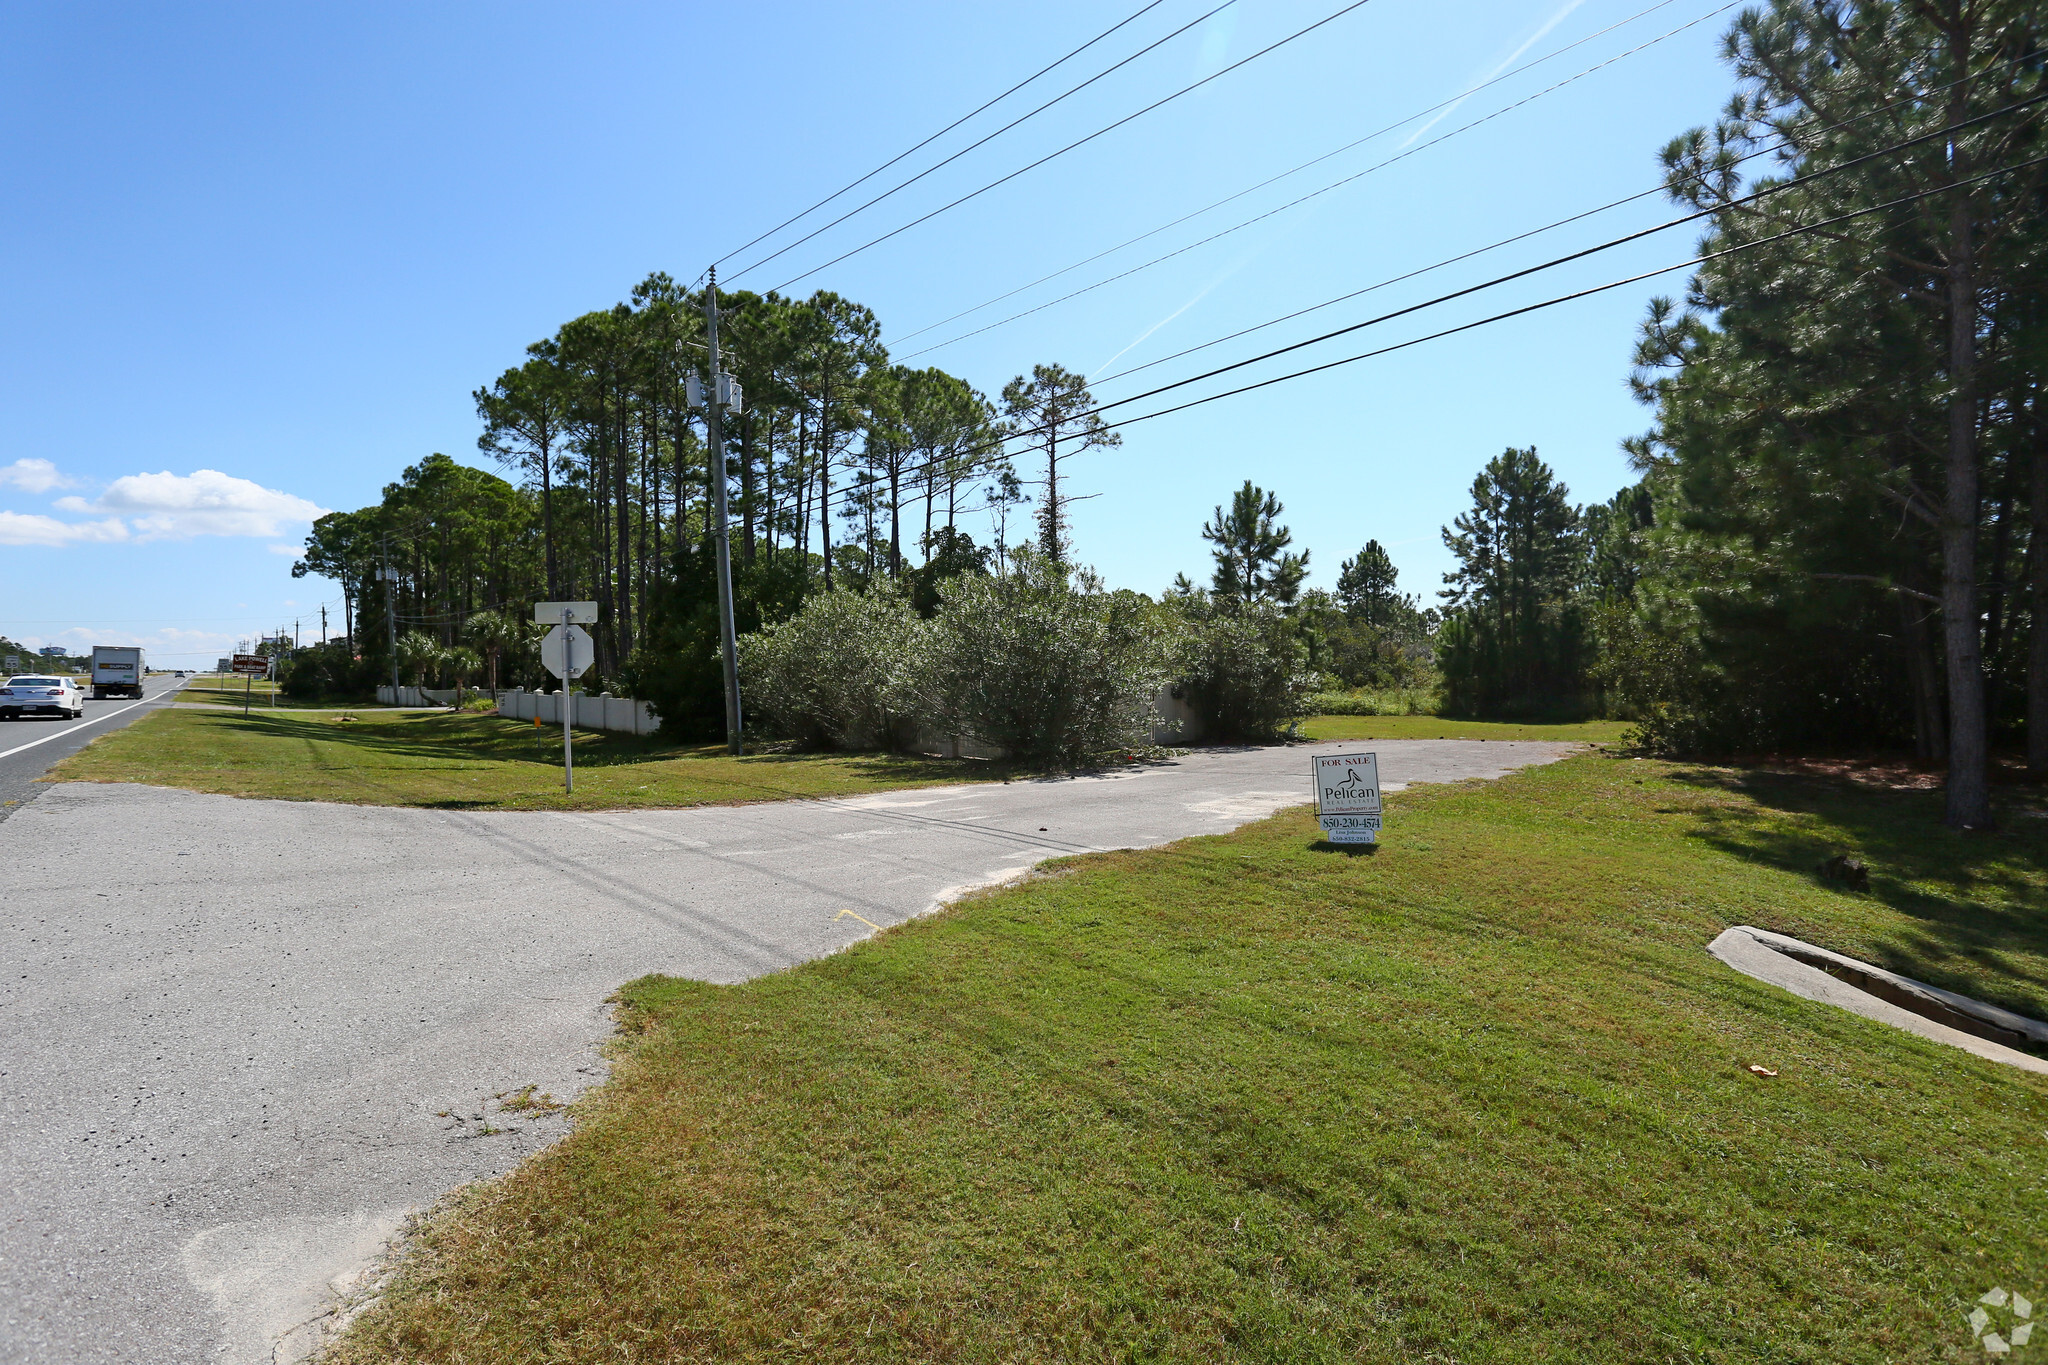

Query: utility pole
[703,268,744,756]
[319,604,327,647]
[559,603,575,794]
[381,543,399,701]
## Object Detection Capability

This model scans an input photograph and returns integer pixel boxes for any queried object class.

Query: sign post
[535,602,597,794]
[1313,751,1382,845]
[231,653,267,717]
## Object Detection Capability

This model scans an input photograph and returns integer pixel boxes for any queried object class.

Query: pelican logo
[1317,764,1378,806]
[1321,772,1376,798]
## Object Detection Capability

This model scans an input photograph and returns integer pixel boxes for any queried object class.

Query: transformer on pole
[700,268,744,756]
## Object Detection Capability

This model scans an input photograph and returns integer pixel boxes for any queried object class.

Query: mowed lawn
[331,755,2048,1363]
[171,678,367,710]
[50,706,1007,809]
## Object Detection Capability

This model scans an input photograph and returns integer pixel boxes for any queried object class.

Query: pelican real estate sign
[1313,751,1381,844]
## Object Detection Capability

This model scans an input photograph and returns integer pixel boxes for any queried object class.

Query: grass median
[329,753,2047,1363]
[48,706,1006,809]
[173,679,374,710]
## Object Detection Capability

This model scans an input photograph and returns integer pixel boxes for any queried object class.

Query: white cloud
[0,510,129,546]
[61,469,328,541]
[268,542,303,556]
[18,624,250,664]
[0,458,75,494]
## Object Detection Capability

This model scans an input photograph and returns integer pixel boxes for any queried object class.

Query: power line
[895,0,1739,361]
[726,0,1235,284]
[749,125,2048,531]
[1092,186,1661,385]
[888,0,1700,349]
[1091,51,2046,388]
[753,0,1383,295]
[710,0,1172,272]
[1066,88,2048,425]
[1090,150,2048,436]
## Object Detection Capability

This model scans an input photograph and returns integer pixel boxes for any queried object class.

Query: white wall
[492,688,659,736]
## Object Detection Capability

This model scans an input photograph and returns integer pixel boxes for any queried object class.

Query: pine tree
[999,364,1118,566]
[1335,540,1404,625]
[1203,482,1309,605]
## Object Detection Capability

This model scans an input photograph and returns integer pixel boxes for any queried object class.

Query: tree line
[290,282,1137,726]
[1403,0,2046,828]
[1155,0,2048,828]
[1614,0,2045,827]
[291,0,2044,826]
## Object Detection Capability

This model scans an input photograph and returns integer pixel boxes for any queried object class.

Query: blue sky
[0,0,1739,663]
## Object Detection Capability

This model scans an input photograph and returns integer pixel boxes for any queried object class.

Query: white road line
[0,688,179,762]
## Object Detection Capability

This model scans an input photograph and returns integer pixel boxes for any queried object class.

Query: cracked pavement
[0,739,1578,1363]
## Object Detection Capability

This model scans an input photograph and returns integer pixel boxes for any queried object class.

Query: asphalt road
[0,738,1581,1364]
[0,675,189,822]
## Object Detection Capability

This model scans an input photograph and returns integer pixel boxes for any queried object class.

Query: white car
[0,674,85,720]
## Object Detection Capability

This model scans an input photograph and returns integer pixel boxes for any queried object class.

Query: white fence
[377,683,1200,750]
[375,684,659,736]
[1151,685,1203,745]
[376,685,457,707]
[495,687,661,736]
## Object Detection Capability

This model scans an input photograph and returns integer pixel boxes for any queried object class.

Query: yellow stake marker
[833,908,883,931]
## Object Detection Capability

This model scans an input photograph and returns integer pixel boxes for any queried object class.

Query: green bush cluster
[277,641,383,700]
[1173,600,1319,743]
[738,588,925,751]
[732,553,1313,762]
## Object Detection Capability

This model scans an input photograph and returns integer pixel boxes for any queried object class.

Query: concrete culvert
[1709,925,2048,1074]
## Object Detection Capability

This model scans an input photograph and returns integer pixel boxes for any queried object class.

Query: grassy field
[329,753,2048,1363]
[1301,713,1632,743]
[50,707,1008,810]
[172,678,379,710]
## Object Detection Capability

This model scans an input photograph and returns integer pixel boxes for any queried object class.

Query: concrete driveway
[0,739,1577,1364]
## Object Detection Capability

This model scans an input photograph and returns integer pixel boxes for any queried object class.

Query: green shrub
[1318,614,1436,692]
[1176,603,1319,742]
[916,551,1174,764]
[627,550,817,741]
[1436,606,1592,719]
[736,588,924,750]
[277,641,380,700]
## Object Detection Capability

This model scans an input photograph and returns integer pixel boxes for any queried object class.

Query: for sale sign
[1313,752,1381,843]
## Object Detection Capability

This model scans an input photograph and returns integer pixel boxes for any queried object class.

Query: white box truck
[90,645,145,700]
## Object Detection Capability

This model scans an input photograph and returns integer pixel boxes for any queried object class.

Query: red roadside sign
[231,654,268,676]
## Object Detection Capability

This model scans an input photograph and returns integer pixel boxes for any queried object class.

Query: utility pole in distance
[701,267,744,756]
[380,547,399,700]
